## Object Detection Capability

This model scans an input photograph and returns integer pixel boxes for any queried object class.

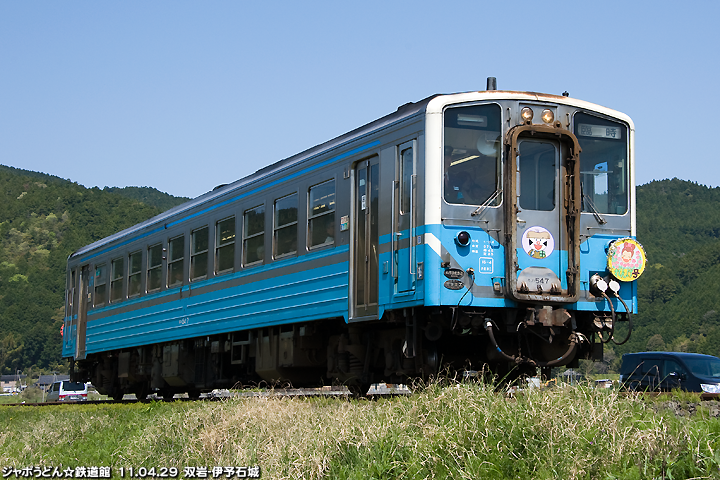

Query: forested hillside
[103,186,190,212]
[616,179,720,358]
[0,166,188,375]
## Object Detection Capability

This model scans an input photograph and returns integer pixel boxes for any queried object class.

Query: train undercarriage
[75,306,623,399]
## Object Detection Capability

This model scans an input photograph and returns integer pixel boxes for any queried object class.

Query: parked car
[594,379,614,389]
[620,352,720,395]
[46,381,88,402]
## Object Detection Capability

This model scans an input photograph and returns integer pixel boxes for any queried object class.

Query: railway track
[7,382,716,408]
[1,383,413,407]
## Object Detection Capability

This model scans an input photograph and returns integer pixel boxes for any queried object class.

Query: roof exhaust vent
[486,77,497,91]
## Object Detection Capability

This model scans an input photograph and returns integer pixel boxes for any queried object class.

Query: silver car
[46,381,87,401]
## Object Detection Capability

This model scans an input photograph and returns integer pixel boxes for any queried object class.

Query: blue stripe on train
[84,261,350,353]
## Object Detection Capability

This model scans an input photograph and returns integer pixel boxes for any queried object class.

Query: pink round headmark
[607,238,646,281]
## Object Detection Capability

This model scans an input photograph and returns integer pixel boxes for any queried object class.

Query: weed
[2,380,720,479]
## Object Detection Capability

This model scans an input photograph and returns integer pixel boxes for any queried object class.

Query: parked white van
[46,381,88,402]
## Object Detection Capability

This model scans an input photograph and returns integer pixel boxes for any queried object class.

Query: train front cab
[414,92,640,377]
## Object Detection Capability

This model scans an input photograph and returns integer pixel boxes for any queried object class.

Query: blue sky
[1,1,718,199]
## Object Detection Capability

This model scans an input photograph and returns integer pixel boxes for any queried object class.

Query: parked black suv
[620,352,720,395]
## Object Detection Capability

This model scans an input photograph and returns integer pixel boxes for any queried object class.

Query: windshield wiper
[581,181,607,225]
[471,188,502,218]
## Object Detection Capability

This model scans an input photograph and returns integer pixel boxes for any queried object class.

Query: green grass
[2,381,720,479]
[0,394,22,404]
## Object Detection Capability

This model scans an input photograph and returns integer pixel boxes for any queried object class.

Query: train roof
[69,93,440,260]
[69,90,632,261]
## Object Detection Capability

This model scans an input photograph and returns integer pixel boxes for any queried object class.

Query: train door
[393,140,417,295]
[75,265,89,360]
[516,139,564,292]
[505,125,581,302]
[352,158,380,319]
[63,270,76,357]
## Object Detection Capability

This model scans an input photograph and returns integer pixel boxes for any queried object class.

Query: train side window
[191,226,209,281]
[274,193,298,258]
[216,217,235,275]
[94,263,107,307]
[308,180,335,248]
[243,205,265,266]
[110,257,124,303]
[128,251,142,297]
[168,235,185,287]
[147,244,163,292]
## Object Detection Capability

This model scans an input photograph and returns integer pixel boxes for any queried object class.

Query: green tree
[646,334,666,352]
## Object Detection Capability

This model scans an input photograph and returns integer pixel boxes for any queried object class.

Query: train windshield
[443,104,501,206]
[574,112,629,215]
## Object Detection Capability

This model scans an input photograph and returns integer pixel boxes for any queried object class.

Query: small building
[0,374,27,393]
[35,374,70,392]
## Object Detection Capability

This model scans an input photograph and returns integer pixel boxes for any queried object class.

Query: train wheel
[112,390,124,401]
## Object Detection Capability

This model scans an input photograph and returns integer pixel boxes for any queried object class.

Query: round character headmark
[608,238,646,281]
[521,226,555,259]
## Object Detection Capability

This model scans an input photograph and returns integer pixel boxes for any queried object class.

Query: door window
[400,146,413,214]
[518,140,556,211]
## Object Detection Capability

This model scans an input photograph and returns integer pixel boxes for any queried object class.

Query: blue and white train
[63,79,643,398]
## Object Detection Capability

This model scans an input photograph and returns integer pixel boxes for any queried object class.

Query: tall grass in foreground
[2,381,720,479]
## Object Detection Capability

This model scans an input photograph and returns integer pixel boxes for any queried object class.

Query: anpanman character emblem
[522,226,555,259]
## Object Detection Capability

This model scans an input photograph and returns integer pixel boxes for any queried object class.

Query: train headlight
[701,383,720,394]
[521,107,534,123]
[541,109,554,124]
[455,231,471,246]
